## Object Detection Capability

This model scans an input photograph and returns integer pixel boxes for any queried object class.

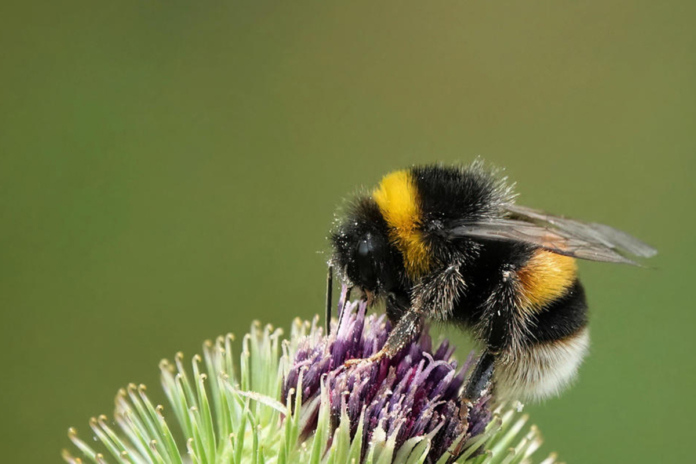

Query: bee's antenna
[325,264,333,335]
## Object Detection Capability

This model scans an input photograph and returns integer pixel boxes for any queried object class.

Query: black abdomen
[528,279,588,344]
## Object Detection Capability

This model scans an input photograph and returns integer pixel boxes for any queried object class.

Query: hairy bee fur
[330,162,654,404]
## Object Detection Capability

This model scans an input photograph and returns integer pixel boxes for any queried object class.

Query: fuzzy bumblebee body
[331,163,656,404]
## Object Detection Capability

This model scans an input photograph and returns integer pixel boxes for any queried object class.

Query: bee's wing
[508,205,658,258]
[446,204,657,265]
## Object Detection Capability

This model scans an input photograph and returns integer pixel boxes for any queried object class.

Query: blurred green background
[1,1,694,462]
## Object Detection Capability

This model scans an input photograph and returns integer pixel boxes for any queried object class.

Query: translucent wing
[446,204,657,265]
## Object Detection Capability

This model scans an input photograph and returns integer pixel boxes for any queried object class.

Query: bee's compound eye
[354,234,378,285]
[357,240,372,257]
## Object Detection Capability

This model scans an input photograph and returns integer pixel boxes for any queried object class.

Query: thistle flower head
[283,286,491,462]
[63,287,557,464]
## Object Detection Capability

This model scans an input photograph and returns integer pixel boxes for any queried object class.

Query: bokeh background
[1,1,694,462]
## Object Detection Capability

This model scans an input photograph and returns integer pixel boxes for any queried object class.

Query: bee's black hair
[528,280,588,344]
[411,162,513,226]
[330,197,406,294]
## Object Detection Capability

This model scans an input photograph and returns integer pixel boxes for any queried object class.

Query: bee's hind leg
[344,308,423,366]
[460,350,496,419]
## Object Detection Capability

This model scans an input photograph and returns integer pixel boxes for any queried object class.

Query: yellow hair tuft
[373,170,431,277]
[517,250,577,313]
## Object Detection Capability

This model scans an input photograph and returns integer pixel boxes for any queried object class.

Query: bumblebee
[329,162,656,408]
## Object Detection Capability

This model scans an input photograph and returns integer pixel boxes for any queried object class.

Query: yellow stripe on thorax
[517,250,577,313]
[372,170,431,277]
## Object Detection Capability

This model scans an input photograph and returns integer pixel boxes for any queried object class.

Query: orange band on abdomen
[517,250,577,313]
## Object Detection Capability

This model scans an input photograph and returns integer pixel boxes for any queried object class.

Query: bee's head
[330,198,404,300]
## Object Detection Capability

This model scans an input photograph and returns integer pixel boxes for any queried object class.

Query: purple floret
[282,286,491,463]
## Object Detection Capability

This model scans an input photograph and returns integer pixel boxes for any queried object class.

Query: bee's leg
[344,308,423,366]
[325,264,333,335]
[460,301,504,419]
[460,350,496,419]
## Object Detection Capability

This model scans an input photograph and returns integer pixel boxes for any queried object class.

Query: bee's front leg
[344,308,423,367]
